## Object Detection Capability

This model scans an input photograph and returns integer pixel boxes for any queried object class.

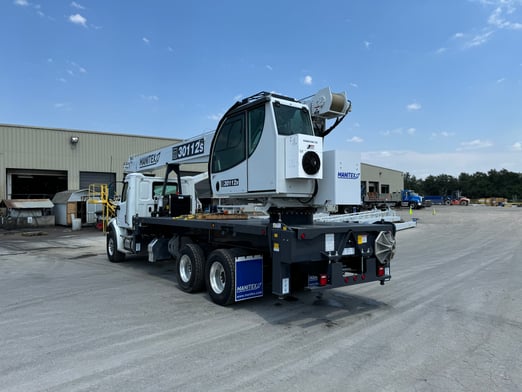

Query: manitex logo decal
[337,171,360,179]
[139,152,161,168]
[235,255,263,302]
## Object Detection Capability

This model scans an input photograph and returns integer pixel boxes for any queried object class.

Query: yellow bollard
[432,208,436,215]
[409,206,413,216]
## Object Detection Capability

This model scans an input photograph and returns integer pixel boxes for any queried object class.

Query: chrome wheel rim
[108,237,115,256]
[209,262,225,294]
[179,254,192,283]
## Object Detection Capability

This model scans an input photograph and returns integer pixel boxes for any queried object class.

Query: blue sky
[2,0,521,178]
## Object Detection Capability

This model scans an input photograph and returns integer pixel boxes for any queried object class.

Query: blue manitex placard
[235,255,263,302]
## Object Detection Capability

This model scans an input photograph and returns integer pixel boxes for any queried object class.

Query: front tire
[176,243,205,293]
[107,230,125,262]
[205,249,237,306]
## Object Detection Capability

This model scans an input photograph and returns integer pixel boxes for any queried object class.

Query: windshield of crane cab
[273,103,314,136]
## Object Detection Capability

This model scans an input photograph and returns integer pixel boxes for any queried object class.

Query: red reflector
[300,233,306,240]
[377,267,385,277]
[361,274,366,280]
[319,274,328,286]
[344,277,349,283]
[353,275,358,282]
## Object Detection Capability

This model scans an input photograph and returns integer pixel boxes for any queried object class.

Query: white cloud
[435,47,447,54]
[511,142,522,151]
[457,139,493,151]
[71,1,85,10]
[349,82,359,88]
[451,1,522,52]
[361,149,521,178]
[406,102,422,111]
[496,77,506,83]
[14,0,29,6]
[363,40,371,49]
[464,30,494,48]
[381,128,412,136]
[488,6,522,30]
[54,102,71,110]
[265,65,273,71]
[431,131,455,138]
[69,61,87,74]
[141,94,159,101]
[142,37,150,45]
[69,13,87,27]
[347,136,364,143]
[208,114,222,121]
[303,75,313,85]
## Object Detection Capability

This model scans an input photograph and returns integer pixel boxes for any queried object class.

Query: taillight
[377,266,385,277]
[319,274,328,286]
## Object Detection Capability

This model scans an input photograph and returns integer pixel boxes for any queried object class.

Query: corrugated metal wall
[0,124,181,199]
[361,163,404,193]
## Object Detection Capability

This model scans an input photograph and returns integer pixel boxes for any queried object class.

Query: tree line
[404,169,522,201]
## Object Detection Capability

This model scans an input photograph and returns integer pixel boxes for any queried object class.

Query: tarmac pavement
[1,206,521,391]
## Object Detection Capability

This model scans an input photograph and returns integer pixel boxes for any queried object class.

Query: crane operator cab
[208,89,350,214]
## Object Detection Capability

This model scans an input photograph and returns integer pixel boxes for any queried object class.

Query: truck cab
[116,173,179,229]
[401,189,424,209]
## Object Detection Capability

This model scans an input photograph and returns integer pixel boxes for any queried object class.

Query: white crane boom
[123,131,215,173]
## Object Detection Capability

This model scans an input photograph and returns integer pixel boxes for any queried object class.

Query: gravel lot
[1,206,521,392]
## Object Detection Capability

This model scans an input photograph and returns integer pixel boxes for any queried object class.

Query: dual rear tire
[176,243,206,293]
[176,245,238,306]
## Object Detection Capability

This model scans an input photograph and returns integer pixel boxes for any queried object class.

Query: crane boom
[123,131,215,173]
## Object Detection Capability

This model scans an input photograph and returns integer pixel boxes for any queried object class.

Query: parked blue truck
[364,189,431,209]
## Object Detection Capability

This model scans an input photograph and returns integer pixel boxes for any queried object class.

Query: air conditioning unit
[285,134,323,179]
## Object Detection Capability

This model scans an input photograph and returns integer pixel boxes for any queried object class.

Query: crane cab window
[273,103,314,136]
[211,114,245,173]
[248,105,265,156]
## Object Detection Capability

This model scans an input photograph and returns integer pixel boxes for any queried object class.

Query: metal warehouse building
[0,124,181,200]
[361,163,404,195]
[1,123,404,202]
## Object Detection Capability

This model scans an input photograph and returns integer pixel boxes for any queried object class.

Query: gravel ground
[1,206,521,392]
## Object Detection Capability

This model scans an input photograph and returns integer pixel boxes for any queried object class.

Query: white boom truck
[107,88,396,305]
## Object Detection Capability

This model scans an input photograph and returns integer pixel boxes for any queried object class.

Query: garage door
[79,171,116,197]
[7,169,67,199]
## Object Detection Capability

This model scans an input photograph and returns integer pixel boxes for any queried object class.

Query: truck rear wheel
[176,243,205,293]
[107,230,125,262]
[205,249,237,306]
